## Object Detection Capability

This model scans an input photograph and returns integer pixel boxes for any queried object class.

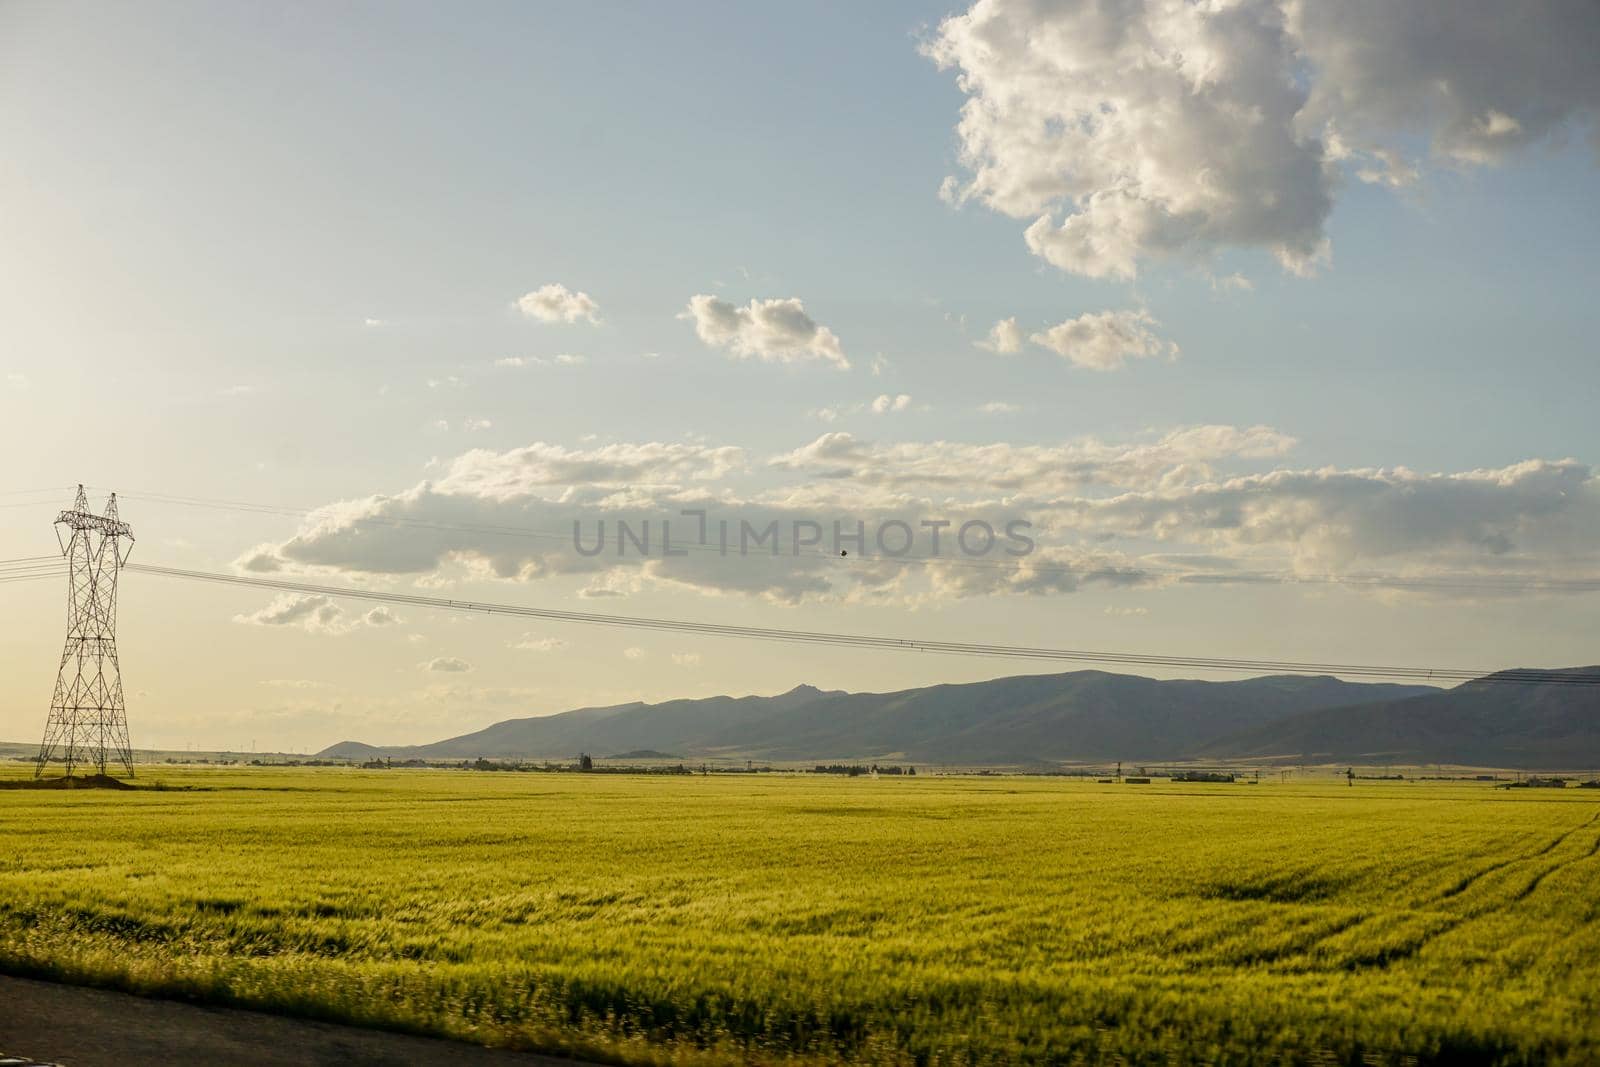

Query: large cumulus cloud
[928,0,1600,278]
[1290,1,1600,168]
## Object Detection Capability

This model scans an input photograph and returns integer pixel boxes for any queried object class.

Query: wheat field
[0,768,1596,1065]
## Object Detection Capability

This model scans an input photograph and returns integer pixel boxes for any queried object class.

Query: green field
[0,769,1596,1065]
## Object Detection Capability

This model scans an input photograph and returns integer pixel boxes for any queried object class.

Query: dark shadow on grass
[0,775,202,791]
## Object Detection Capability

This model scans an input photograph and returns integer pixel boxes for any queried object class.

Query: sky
[1,0,1597,753]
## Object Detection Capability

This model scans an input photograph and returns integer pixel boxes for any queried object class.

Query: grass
[0,767,1596,1064]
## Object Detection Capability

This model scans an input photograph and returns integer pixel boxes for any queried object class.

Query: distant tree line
[812,764,916,776]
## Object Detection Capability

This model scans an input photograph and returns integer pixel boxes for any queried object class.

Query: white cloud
[1076,459,1600,574]
[233,594,348,634]
[440,441,744,497]
[979,401,1020,415]
[1030,310,1178,372]
[814,395,915,420]
[927,0,1600,279]
[770,425,1292,495]
[233,430,1600,606]
[512,634,569,652]
[1291,2,1600,168]
[424,657,472,673]
[236,544,288,573]
[870,394,913,414]
[623,647,646,660]
[363,317,384,328]
[917,544,1156,601]
[671,652,702,667]
[232,594,403,635]
[927,0,1331,279]
[4,373,27,389]
[517,283,601,324]
[680,294,848,370]
[496,354,586,368]
[978,317,1024,354]
[427,417,498,433]
[229,439,748,580]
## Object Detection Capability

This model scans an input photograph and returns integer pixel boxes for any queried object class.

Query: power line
[123,561,1600,687]
[0,555,66,584]
[5,548,1590,683]
[0,486,81,514]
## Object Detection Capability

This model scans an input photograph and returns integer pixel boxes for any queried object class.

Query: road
[0,975,587,1066]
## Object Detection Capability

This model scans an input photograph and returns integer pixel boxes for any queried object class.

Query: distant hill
[318,685,845,762]
[318,671,1441,764]
[1198,667,1600,768]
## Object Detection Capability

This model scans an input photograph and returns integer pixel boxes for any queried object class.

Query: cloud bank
[229,426,1600,610]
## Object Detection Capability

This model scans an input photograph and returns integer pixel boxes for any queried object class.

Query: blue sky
[2,1,1597,751]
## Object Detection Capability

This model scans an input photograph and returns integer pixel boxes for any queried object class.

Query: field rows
[1,770,1597,1064]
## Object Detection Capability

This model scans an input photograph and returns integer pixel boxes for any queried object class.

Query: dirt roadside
[0,975,592,1066]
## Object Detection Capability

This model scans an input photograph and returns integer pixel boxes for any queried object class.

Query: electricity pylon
[36,485,136,778]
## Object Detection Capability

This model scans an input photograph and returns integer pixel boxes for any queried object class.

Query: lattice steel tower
[36,485,136,778]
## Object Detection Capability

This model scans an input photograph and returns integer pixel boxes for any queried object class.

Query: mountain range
[318,666,1600,768]
[1197,667,1600,767]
